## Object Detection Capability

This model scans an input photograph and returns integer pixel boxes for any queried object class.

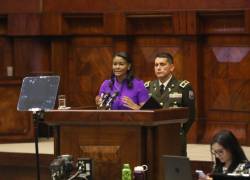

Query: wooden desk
[44,108,188,180]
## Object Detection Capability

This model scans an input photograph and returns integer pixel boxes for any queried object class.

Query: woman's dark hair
[109,52,134,89]
[211,130,248,173]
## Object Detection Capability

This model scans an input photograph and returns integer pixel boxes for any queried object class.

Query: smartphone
[195,170,206,178]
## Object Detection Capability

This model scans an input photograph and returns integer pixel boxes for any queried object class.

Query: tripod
[32,110,45,180]
[17,75,60,180]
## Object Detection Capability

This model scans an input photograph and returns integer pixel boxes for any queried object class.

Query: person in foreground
[96,52,149,110]
[145,52,195,156]
[198,130,249,180]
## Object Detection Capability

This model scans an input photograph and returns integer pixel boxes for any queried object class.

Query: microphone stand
[32,109,45,180]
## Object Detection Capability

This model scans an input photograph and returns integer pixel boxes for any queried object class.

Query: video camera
[50,155,92,180]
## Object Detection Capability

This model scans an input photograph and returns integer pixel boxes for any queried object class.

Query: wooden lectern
[44,108,188,180]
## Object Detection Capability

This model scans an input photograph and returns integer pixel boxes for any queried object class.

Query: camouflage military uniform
[145,76,195,156]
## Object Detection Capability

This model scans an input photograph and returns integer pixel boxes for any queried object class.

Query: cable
[67,171,80,180]
[67,171,88,180]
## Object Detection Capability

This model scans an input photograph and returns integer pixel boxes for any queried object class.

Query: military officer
[145,52,195,156]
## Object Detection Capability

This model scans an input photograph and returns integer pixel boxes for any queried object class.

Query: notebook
[162,155,193,180]
[140,96,161,110]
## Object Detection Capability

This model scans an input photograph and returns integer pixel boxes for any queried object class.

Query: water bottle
[122,163,132,180]
[133,165,148,180]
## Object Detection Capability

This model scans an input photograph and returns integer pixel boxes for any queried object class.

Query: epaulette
[179,80,190,88]
[144,81,151,88]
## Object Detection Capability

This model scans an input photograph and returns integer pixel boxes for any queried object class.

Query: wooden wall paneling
[203,120,248,145]
[104,12,127,35]
[0,0,41,13]
[50,39,69,105]
[195,37,207,142]
[181,36,200,143]
[131,36,183,83]
[198,11,245,34]
[126,13,173,35]
[112,36,131,53]
[60,125,142,180]
[67,37,113,107]
[41,13,63,35]
[0,37,13,77]
[245,10,250,34]
[247,121,250,145]
[42,0,248,13]
[13,38,51,77]
[173,12,187,35]
[0,80,33,142]
[200,35,250,144]
[62,13,104,35]
[0,152,53,180]
[0,15,7,35]
[8,14,41,36]
[186,11,198,35]
[43,0,115,13]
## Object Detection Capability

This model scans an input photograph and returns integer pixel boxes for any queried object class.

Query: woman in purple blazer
[96,52,149,110]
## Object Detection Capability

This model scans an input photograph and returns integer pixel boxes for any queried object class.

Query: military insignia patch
[169,92,182,98]
[189,90,194,100]
[179,80,190,88]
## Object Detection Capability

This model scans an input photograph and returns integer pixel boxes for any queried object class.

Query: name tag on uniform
[169,92,182,98]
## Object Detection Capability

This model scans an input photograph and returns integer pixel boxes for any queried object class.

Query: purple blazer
[98,78,149,110]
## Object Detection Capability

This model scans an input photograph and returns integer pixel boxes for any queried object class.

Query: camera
[50,155,73,180]
[76,158,92,180]
[50,155,92,180]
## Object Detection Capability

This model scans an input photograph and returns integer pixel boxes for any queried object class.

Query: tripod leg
[34,119,40,180]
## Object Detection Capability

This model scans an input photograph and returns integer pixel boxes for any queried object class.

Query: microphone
[99,93,110,109]
[105,92,119,109]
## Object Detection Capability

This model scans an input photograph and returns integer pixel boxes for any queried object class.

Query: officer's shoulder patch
[144,81,151,88]
[179,80,190,88]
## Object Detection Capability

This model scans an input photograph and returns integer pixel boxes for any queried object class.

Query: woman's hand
[121,96,141,110]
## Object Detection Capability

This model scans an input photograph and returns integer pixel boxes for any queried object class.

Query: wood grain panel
[41,13,63,35]
[0,38,13,77]
[13,38,51,77]
[50,40,69,95]
[186,11,198,35]
[0,15,7,35]
[198,11,245,34]
[173,12,186,34]
[200,35,250,144]
[0,0,41,13]
[63,13,104,35]
[132,36,182,82]
[0,81,33,142]
[0,152,53,180]
[246,10,250,33]
[202,120,248,144]
[8,14,41,35]
[60,126,142,180]
[43,0,248,12]
[67,37,113,107]
[104,12,126,35]
[127,13,173,35]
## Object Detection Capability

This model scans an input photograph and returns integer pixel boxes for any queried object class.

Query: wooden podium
[44,108,188,180]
